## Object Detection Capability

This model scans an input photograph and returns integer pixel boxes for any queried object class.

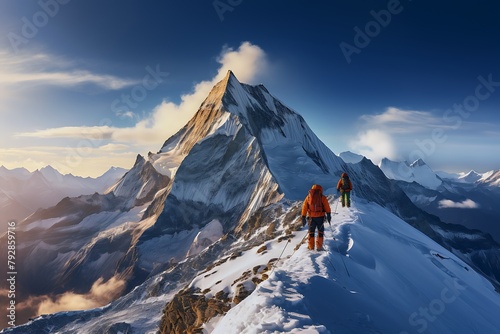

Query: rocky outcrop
[159,288,231,334]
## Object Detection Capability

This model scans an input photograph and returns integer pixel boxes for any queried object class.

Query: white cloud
[0,49,138,90]
[360,107,445,134]
[351,107,459,164]
[7,42,268,176]
[112,41,268,144]
[215,42,269,83]
[16,126,114,140]
[17,42,268,148]
[438,199,479,209]
[348,129,396,164]
[37,277,126,315]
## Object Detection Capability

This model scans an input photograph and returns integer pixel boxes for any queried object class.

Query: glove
[301,216,306,226]
[326,213,331,223]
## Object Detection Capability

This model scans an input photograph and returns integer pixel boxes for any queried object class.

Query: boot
[308,234,315,250]
[316,235,324,251]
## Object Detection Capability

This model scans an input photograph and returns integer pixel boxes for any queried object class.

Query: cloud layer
[349,129,396,164]
[0,50,138,90]
[8,42,268,176]
[438,199,479,209]
[350,107,455,164]
[37,276,126,315]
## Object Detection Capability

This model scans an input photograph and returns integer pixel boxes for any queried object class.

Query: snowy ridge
[211,199,500,334]
[223,71,346,199]
[480,170,500,187]
[8,198,500,333]
[339,151,365,164]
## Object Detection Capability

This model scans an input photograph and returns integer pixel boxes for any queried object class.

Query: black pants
[308,217,325,249]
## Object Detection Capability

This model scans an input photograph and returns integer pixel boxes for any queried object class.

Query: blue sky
[0,0,499,176]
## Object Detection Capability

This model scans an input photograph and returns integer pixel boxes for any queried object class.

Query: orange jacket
[301,186,331,218]
[337,175,353,192]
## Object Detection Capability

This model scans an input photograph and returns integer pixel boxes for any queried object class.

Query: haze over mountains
[0,166,127,233]
[1,72,499,333]
[374,156,500,243]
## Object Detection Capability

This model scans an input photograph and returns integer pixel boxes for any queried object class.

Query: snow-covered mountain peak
[198,70,236,111]
[0,165,31,180]
[459,170,482,183]
[410,158,427,167]
[339,151,365,164]
[438,169,500,187]
[379,157,442,190]
[108,153,169,208]
[39,165,65,183]
[153,71,346,200]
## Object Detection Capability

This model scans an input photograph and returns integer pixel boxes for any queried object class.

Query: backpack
[341,176,350,190]
[308,186,324,214]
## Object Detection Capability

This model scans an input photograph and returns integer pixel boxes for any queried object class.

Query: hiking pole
[269,227,310,276]
[328,221,351,278]
[269,236,291,276]
[294,229,310,251]
[333,196,340,215]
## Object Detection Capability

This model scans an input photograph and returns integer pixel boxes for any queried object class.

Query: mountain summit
[154,70,346,199]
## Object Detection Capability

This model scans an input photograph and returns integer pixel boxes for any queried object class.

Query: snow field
[211,200,500,334]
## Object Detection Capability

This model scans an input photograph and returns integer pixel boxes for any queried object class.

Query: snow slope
[9,197,499,334]
[211,199,500,334]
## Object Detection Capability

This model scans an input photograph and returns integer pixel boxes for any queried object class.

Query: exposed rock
[257,245,267,253]
[159,288,230,334]
[233,283,251,304]
[104,322,133,334]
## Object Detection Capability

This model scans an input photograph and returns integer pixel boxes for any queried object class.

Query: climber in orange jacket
[301,184,331,251]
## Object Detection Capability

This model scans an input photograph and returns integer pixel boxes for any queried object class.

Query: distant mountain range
[369,156,500,242]
[0,165,127,232]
